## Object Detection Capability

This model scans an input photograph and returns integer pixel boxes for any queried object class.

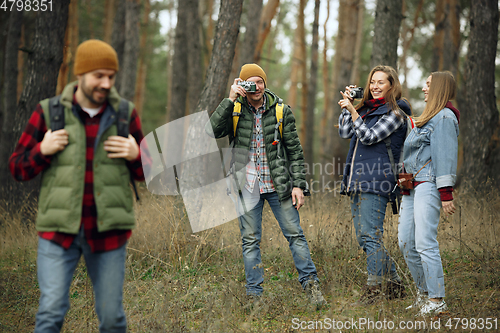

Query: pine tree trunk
[239,0,263,66]
[168,0,190,122]
[399,0,424,97]
[1,9,23,177]
[119,0,140,101]
[371,0,403,69]
[304,0,320,182]
[111,0,126,92]
[289,0,306,112]
[69,0,79,82]
[319,0,331,165]
[0,0,70,213]
[254,0,280,62]
[432,0,460,78]
[325,0,361,177]
[197,0,243,115]
[186,0,203,115]
[460,0,499,190]
[16,26,24,101]
[134,0,151,116]
[104,0,116,43]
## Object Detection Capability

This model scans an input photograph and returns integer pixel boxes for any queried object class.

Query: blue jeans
[237,186,318,296]
[35,227,127,333]
[398,181,445,298]
[350,192,398,284]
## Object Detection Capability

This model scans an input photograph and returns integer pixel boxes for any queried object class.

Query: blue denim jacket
[402,108,459,189]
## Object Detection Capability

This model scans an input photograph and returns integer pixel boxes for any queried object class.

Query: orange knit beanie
[74,39,119,75]
[239,63,267,87]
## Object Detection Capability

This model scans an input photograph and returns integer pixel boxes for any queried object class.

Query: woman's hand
[442,200,456,215]
[338,86,359,121]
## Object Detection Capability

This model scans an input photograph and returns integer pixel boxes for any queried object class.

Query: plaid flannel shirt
[338,99,405,145]
[9,95,146,252]
[245,95,275,194]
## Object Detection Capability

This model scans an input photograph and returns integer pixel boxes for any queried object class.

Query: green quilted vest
[36,81,136,234]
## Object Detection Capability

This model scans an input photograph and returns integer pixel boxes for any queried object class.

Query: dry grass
[1,186,499,332]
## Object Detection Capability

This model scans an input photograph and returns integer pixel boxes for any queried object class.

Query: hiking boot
[385,280,407,299]
[406,290,428,310]
[358,284,383,305]
[416,299,448,317]
[305,280,327,308]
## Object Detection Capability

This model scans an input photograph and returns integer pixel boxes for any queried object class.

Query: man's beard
[81,79,109,106]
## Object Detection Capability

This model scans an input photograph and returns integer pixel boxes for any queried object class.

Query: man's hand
[40,129,69,156]
[442,200,456,215]
[104,134,139,161]
[291,187,305,210]
[229,78,247,102]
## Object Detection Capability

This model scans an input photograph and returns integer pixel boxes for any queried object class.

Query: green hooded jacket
[207,89,307,201]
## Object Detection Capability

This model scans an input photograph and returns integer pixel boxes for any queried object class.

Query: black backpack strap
[116,98,140,201]
[48,95,65,131]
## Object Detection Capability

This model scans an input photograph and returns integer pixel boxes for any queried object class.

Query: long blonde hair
[414,71,456,127]
[355,65,409,118]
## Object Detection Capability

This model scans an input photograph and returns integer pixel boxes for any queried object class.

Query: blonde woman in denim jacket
[398,71,460,317]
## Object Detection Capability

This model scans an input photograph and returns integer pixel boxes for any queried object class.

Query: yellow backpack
[232,101,284,144]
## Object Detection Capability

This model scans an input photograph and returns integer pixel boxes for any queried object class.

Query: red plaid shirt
[9,95,145,252]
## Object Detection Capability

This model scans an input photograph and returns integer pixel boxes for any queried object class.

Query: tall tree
[399,0,425,97]
[239,0,263,66]
[197,0,244,115]
[0,0,70,210]
[111,0,126,92]
[319,0,331,164]
[254,0,280,63]
[186,0,203,115]
[432,0,460,78]
[134,0,151,116]
[167,0,190,122]
[324,0,362,176]
[370,0,403,69]
[1,9,23,164]
[288,0,307,112]
[304,0,320,182]
[118,0,140,101]
[104,0,116,43]
[460,0,500,190]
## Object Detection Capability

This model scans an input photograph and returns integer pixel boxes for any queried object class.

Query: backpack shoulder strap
[275,100,284,138]
[47,95,65,132]
[116,98,131,138]
[232,101,242,137]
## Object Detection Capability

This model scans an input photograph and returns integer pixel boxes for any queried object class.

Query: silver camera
[349,87,364,99]
[238,81,257,92]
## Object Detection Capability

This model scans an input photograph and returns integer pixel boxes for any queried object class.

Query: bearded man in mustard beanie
[9,39,146,332]
[207,63,326,308]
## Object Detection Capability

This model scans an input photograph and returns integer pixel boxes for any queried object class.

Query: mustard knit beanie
[239,63,267,87]
[74,39,119,75]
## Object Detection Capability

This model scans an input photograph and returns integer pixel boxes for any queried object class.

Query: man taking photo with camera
[207,63,326,308]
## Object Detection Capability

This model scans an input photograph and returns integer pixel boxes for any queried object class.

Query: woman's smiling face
[369,71,391,99]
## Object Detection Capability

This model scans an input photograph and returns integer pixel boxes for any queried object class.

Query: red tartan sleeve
[438,186,454,202]
[126,108,148,181]
[9,104,52,181]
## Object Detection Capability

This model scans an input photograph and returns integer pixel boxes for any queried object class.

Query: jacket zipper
[347,138,359,192]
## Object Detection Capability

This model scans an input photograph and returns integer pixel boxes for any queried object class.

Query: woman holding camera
[398,71,459,316]
[338,65,411,304]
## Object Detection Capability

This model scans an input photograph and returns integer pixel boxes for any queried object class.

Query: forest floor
[1,187,499,332]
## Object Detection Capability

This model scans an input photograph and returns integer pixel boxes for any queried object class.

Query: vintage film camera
[349,87,364,99]
[238,81,257,92]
